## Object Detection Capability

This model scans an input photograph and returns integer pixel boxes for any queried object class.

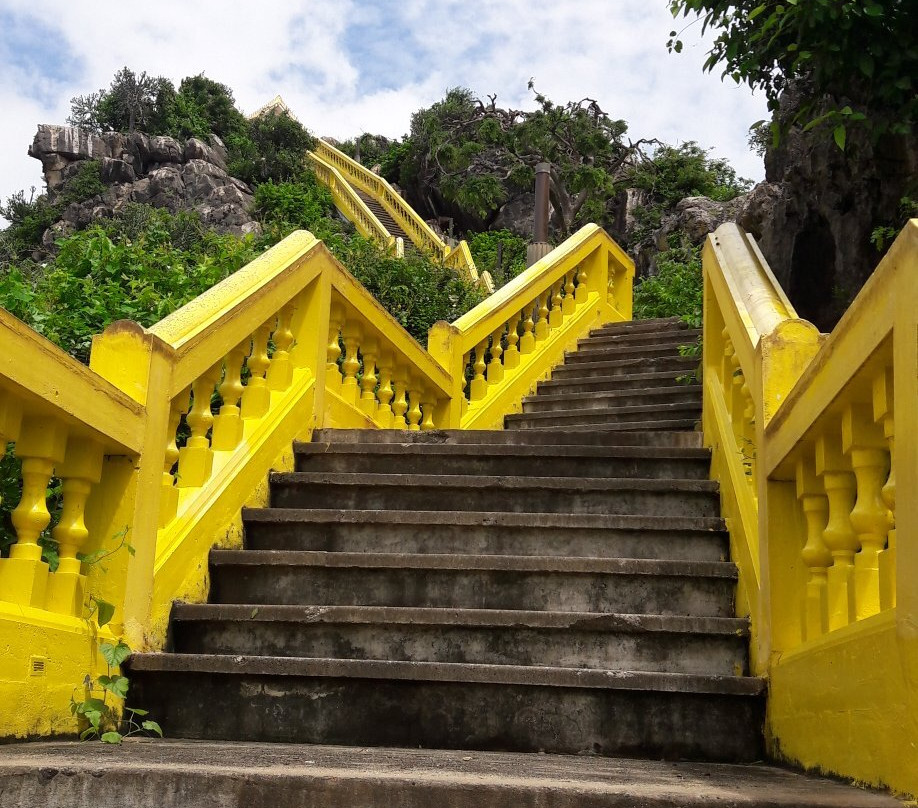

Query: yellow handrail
[310,140,485,290]
[703,219,918,796]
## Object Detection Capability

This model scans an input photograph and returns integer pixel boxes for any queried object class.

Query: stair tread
[209,549,736,578]
[171,603,748,635]
[3,741,900,807]
[523,386,701,404]
[127,653,763,696]
[311,427,703,446]
[505,403,701,421]
[243,507,725,532]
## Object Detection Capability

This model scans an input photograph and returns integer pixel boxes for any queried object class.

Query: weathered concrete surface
[0,741,904,808]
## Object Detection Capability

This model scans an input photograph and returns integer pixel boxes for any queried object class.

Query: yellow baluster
[241,322,272,419]
[740,382,756,490]
[503,314,521,370]
[266,304,295,392]
[326,303,345,391]
[341,320,362,407]
[359,336,379,419]
[177,363,221,489]
[375,351,395,429]
[487,328,504,385]
[549,280,563,328]
[160,388,189,528]
[0,396,23,508]
[470,340,488,401]
[722,332,734,412]
[406,381,423,431]
[46,438,104,617]
[0,417,68,607]
[815,431,858,631]
[561,271,576,316]
[842,404,889,620]
[872,367,896,610]
[519,306,536,355]
[796,455,831,642]
[212,344,247,451]
[392,367,409,429]
[420,389,437,431]
[574,262,589,303]
[535,291,550,341]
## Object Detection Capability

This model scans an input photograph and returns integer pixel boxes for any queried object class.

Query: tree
[668,1,918,145]
[400,86,653,236]
[68,67,174,133]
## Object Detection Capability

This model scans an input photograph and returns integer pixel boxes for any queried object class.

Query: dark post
[527,162,553,266]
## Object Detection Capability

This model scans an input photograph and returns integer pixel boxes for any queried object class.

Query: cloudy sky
[0,0,768,213]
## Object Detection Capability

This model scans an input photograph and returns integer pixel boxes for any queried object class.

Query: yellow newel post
[89,321,174,648]
[426,320,464,428]
[0,417,68,608]
[46,437,104,617]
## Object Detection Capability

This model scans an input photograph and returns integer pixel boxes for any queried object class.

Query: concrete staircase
[17,316,889,806]
[354,187,412,244]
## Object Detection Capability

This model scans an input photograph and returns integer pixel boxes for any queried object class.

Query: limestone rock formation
[29,124,261,241]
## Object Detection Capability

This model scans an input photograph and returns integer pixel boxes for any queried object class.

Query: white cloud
[0,0,768,224]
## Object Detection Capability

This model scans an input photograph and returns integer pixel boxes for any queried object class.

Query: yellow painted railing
[307,153,404,257]
[0,223,630,738]
[310,140,493,292]
[704,220,917,795]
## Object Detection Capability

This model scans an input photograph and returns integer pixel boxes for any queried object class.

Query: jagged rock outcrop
[740,90,918,331]
[29,124,261,243]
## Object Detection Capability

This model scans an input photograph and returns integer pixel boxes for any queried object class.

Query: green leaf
[833,125,847,151]
[126,707,148,716]
[142,720,164,737]
[84,710,102,729]
[100,640,132,668]
[94,598,115,628]
[749,4,766,20]
[99,675,130,699]
[859,55,875,77]
[80,727,98,740]
[100,732,123,744]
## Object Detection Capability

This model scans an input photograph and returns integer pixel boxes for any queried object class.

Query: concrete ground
[0,740,907,807]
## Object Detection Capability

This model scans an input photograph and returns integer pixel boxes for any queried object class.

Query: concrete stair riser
[269,474,720,517]
[548,356,699,379]
[125,662,764,761]
[537,372,699,395]
[578,331,700,351]
[208,553,736,616]
[521,387,701,413]
[295,443,711,479]
[566,345,699,364]
[504,406,701,430]
[242,512,729,561]
[170,606,749,675]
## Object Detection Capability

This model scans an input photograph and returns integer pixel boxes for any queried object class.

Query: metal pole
[533,162,550,243]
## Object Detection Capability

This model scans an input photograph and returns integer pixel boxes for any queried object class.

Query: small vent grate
[30,656,47,676]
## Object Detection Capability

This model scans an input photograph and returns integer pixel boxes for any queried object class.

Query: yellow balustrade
[3,202,916,800]
[310,140,488,291]
[704,219,918,795]
[428,223,633,430]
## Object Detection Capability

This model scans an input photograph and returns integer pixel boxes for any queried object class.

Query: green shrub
[632,236,703,327]
[467,229,528,288]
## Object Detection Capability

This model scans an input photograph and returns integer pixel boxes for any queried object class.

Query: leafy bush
[227,113,315,186]
[467,229,528,288]
[632,236,703,327]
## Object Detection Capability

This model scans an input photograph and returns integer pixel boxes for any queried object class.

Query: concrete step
[504,403,701,431]
[295,441,711,479]
[311,427,703,448]
[4,741,903,808]
[208,551,736,616]
[505,418,701,434]
[242,509,729,561]
[521,386,701,414]
[548,355,699,379]
[578,329,701,350]
[565,343,697,364]
[125,654,764,761]
[589,316,688,335]
[170,604,749,675]
[269,472,718,517]
[537,370,699,395]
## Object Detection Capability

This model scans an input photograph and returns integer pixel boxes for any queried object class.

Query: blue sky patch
[0,9,85,105]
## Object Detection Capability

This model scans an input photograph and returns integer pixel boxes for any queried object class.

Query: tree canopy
[668,1,918,145]
[399,85,653,236]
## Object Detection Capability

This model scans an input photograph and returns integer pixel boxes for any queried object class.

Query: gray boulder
[185,137,228,171]
[148,136,183,165]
